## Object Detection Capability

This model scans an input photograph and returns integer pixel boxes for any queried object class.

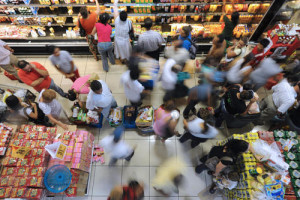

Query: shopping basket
[135,105,154,134]
[122,105,138,129]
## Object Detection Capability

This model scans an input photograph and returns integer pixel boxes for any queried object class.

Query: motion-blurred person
[91,13,115,72]
[78,0,100,61]
[179,25,192,52]
[152,157,186,196]
[17,60,68,97]
[86,80,117,118]
[113,0,133,63]
[48,46,80,82]
[224,37,247,63]
[108,180,144,200]
[0,39,20,80]
[164,40,189,67]
[137,17,165,60]
[153,94,180,142]
[179,116,218,148]
[206,34,227,64]
[226,53,255,84]
[100,126,135,166]
[250,38,272,67]
[5,95,52,126]
[221,0,239,41]
[38,89,69,130]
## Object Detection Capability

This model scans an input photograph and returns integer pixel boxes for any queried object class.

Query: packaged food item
[15,177,28,187]
[32,125,45,132]
[28,176,43,187]
[0,176,9,186]
[16,167,29,176]
[2,157,18,167]
[65,187,77,197]
[1,167,16,176]
[30,157,45,167]
[10,187,27,198]
[25,132,38,140]
[25,188,43,199]
[14,133,26,140]
[0,187,12,198]
[29,167,46,177]
[17,158,31,167]
[19,125,32,133]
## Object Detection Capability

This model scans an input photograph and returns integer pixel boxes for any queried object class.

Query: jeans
[49,79,67,97]
[97,42,115,72]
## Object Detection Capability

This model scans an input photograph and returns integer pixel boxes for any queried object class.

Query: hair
[228,171,240,182]
[182,25,192,36]
[241,53,255,68]
[109,186,123,200]
[259,38,270,48]
[226,139,249,155]
[17,60,29,69]
[119,11,128,22]
[240,36,248,45]
[217,34,225,44]
[79,7,88,19]
[47,45,58,54]
[231,11,240,26]
[100,13,110,25]
[128,180,140,190]
[42,89,57,103]
[144,17,153,30]
[130,69,140,80]
[163,92,176,111]
[240,90,254,100]
[68,89,77,101]
[5,95,22,111]
[90,80,102,92]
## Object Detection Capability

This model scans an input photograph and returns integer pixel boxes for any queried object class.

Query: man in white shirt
[121,69,145,106]
[86,80,117,118]
[259,75,297,124]
[0,39,20,80]
[161,59,180,91]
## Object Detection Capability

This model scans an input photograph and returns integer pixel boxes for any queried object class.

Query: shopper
[250,38,271,67]
[108,180,144,200]
[38,89,69,130]
[113,0,133,63]
[48,46,80,82]
[121,67,146,106]
[91,13,115,72]
[100,126,135,165]
[258,75,297,124]
[164,40,189,67]
[78,0,100,61]
[179,25,192,52]
[86,80,117,118]
[206,34,227,64]
[221,0,239,41]
[153,94,180,142]
[161,58,181,92]
[224,37,247,63]
[179,116,218,148]
[17,60,68,98]
[137,17,165,61]
[5,95,52,126]
[70,73,100,94]
[0,39,20,80]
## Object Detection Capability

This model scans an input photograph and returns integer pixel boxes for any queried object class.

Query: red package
[10,187,27,198]
[32,125,45,132]
[25,188,43,199]
[19,125,32,133]
[14,177,28,187]
[17,158,31,167]
[36,140,49,148]
[2,157,18,167]
[38,132,51,140]
[28,176,43,187]
[65,187,77,197]
[29,167,46,177]
[25,132,39,140]
[276,141,283,153]
[0,187,12,198]
[32,148,47,158]
[1,167,16,176]
[6,147,12,156]
[22,140,37,148]
[0,176,9,187]
[16,167,29,177]
[30,157,45,167]
[7,177,15,186]
[9,139,23,147]
[45,127,57,134]
[14,133,27,140]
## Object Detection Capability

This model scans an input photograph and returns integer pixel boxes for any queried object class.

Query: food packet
[1,167,16,176]
[29,167,46,177]
[25,132,39,140]
[16,167,29,177]
[0,187,12,198]
[19,125,32,133]
[25,188,43,199]
[10,187,27,198]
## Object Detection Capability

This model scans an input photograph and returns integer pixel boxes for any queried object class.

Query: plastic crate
[108,107,123,127]
[89,114,104,128]
[122,106,138,129]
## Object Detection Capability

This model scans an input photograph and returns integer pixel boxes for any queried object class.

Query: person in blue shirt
[179,25,192,51]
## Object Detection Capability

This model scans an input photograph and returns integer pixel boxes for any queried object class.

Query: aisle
[0,55,270,200]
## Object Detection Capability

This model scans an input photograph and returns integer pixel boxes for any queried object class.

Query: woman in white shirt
[38,89,69,130]
[179,116,218,148]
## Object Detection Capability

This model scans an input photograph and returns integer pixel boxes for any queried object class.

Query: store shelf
[0,23,76,26]
[0,3,95,7]
[0,13,77,17]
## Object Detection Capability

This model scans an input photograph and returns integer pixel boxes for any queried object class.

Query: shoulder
[61,50,70,55]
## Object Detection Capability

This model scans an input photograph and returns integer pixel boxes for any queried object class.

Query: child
[210,171,239,194]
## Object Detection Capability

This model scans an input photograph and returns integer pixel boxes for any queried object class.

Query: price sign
[11,146,31,159]
[56,143,67,160]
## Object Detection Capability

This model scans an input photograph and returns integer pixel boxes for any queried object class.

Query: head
[257,38,270,52]
[130,69,140,80]
[228,171,240,182]
[48,45,60,57]
[171,64,181,73]
[109,186,123,200]
[17,60,32,72]
[144,17,153,30]
[240,90,254,100]
[90,80,102,94]
[100,13,110,25]
[68,89,77,101]
[226,139,249,155]
[173,174,184,187]
[42,89,57,103]
[163,93,176,111]
[241,53,255,67]
[213,34,225,46]
[119,11,128,22]
[242,83,253,91]
[237,37,247,48]
[231,11,240,26]
[5,95,22,111]
[180,25,192,38]
[79,7,88,19]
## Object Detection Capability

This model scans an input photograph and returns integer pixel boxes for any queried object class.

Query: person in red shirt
[78,0,101,61]
[17,60,68,98]
[250,38,271,67]
[108,180,144,200]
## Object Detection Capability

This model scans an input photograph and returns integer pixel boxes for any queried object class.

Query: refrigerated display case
[0,0,289,54]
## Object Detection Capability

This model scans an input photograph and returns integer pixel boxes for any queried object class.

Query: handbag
[78,19,86,37]
[127,20,135,41]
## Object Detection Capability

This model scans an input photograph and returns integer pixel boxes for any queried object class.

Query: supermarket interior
[0,0,300,199]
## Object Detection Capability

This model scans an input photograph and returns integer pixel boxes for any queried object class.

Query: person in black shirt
[214,85,257,127]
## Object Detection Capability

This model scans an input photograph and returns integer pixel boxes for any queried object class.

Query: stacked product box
[0,125,57,199]
[273,129,299,199]
[0,123,14,156]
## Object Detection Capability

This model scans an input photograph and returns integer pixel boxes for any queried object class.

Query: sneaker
[209,184,217,194]
[195,164,206,174]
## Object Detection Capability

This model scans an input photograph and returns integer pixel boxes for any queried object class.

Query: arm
[32,64,49,77]
[53,65,68,76]
[113,0,119,19]
[277,99,296,115]
[91,26,97,36]
[69,61,75,73]
[28,103,38,119]
[226,47,238,58]
[95,0,101,15]
[47,114,68,130]
[183,119,188,129]
[4,44,14,53]
[240,98,255,115]
[31,77,45,87]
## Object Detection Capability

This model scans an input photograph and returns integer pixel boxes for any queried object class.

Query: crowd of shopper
[1,0,299,198]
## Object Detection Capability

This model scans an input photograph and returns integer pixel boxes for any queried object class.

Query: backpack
[186,38,197,60]
[78,19,86,37]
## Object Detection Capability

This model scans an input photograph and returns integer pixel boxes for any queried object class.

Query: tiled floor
[0,55,270,200]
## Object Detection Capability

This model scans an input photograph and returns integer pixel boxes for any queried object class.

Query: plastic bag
[252,139,275,161]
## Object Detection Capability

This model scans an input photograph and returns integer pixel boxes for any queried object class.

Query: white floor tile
[150,197,178,200]
[123,139,150,167]
[149,139,176,167]
[91,197,108,200]
[176,140,202,167]
[92,166,122,196]
[124,129,150,140]
[87,166,96,196]
[105,73,124,93]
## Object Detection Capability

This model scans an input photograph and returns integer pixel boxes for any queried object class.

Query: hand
[31,102,36,107]
[214,161,226,176]
[250,97,257,103]
[62,124,69,130]
[9,48,14,53]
